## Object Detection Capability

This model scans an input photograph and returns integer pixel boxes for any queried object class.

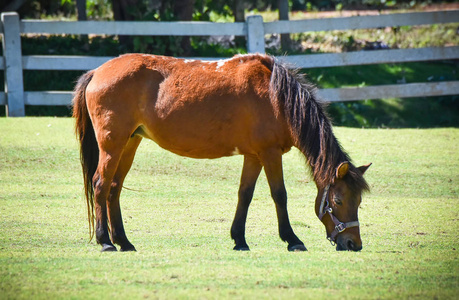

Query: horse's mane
[268,57,369,192]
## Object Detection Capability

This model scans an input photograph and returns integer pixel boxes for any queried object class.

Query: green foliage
[269,24,459,53]
[16,0,454,20]
[326,97,459,128]
[194,0,235,21]
[305,61,459,127]
[86,0,113,19]
[0,118,458,299]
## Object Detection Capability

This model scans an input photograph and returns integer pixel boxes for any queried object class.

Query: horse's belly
[166,145,239,159]
[136,123,242,159]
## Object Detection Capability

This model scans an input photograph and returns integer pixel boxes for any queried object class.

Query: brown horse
[73,53,370,252]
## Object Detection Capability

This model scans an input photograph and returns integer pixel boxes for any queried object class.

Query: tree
[1,0,27,12]
[233,0,244,23]
[278,0,291,51]
[111,0,138,21]
[173,0,196,55]
[76,0,86,20]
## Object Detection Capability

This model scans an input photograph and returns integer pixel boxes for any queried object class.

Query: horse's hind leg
[93,146,124,252]
[259,149,307,252]
[231,155,262,251]
[107,135,142,251]
[92,126,134,252]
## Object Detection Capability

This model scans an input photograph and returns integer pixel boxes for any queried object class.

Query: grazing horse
[73,53,370,252]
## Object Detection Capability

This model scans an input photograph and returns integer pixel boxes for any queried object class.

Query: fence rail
[1,10,458,116]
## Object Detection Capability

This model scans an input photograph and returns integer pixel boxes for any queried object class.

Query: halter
[318,185,360,245]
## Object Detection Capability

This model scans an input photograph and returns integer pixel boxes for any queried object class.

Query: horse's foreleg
[231,155,262,251]
[107,136,142,252]
[260,149,307,252]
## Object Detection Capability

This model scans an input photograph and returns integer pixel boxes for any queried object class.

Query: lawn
[0,118,457,299]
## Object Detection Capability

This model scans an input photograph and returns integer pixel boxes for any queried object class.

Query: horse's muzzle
[336,237,362,251]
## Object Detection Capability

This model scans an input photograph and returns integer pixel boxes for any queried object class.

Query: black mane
[269,58,369,192]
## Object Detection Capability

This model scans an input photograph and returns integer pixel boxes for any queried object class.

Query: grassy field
[0,118,458,299]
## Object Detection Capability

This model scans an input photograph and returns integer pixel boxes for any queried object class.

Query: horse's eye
[334,198,343,206]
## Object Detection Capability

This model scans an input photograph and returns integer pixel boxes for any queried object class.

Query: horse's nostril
[347,239,354,250]
[346,239,362,251]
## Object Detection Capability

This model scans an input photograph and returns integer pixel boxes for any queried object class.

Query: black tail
[269,60,350,188]
[72,70,97,240]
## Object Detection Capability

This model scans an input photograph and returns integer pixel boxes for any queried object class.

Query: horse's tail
[269,59,348,187]
[72,70,97,241]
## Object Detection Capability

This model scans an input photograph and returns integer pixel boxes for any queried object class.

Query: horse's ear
[336,162,349,179]
[357,163,372,175]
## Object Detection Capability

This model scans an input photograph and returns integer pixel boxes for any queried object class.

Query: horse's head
[315,162,371,251]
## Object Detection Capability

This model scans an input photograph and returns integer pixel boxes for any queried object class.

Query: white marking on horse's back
[184,58,215,64]
[216,59,228,70]
[182,55,247,71]
[215,56,245,70]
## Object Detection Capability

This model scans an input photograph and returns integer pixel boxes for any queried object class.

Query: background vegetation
[0,118,457,299]
[0,0,457,126]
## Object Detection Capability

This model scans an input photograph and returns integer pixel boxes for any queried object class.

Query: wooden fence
[1,10,458,116]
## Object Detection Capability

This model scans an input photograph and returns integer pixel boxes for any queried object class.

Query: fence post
[246,15,265,54]
[1,12,25,117]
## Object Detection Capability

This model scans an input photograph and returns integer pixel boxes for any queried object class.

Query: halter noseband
[318,185,360,245]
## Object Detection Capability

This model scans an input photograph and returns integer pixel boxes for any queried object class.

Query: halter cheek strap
[318,185,360,245]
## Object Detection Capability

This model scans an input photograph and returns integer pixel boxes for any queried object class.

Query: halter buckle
[335,223,346,233]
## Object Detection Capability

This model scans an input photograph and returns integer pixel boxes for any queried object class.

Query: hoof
[101,244,117,252]
[288,244,307,252]
[120,244,136,252]
[233,245,250,251]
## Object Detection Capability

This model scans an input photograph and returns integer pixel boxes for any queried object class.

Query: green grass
[0,118,458,299]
